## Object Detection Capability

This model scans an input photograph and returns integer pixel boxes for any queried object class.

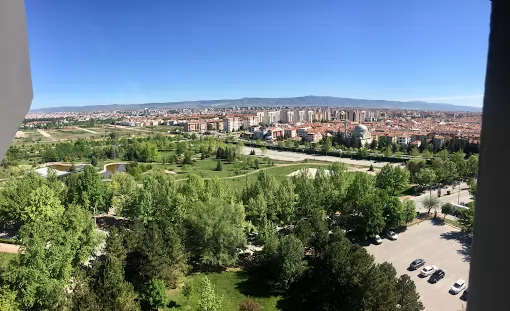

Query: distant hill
[29,96,482,113]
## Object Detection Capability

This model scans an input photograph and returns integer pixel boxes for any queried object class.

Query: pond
[48,164,73,172]
[101,163,126,179]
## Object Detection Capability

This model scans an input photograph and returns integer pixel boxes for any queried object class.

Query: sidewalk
[0,243,20,254]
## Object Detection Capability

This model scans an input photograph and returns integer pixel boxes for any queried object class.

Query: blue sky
[26,0,491,109]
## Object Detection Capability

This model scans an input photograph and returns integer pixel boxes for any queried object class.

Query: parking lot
[365,221,471,311]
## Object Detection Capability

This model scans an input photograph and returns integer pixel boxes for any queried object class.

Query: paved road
[75,126,99,134]
[0,243,20,254]
[36,128,57,141]
[243,147,399,168]
[404,183,473,213]
[366,221,470,311]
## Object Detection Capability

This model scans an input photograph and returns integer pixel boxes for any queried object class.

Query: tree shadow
[235,269,278,298]
[166,300,180,309]
[440,231,472,262]
[431,218,446,226]
[95,216,131,231]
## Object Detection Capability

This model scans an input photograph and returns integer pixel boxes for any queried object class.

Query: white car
[386,230,398,240]
[374,235,383,244]
[450,279,467,294]
[420,265,437,277]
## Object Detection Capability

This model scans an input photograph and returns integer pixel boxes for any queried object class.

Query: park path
[104,124,152,133]
[0,243,20,254]
[172,161,369,182]
[36,129,56,141]
[75,127,99,134]
[242,146,399,168]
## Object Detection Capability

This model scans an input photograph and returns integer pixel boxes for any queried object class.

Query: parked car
[409,259,426,270]
[386,230,398,240]
[461,288,468,301]
[428,269,445,283]
[374,235,383,245]
[450,279,467,294]
[420,265,438,277]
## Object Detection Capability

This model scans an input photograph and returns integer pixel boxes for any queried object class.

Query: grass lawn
[167,271,280,311]
[0,253,17,269]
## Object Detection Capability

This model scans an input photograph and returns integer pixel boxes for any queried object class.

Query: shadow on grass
[167,301,180,308]
[440,231,472,262]
[235,269,278,298]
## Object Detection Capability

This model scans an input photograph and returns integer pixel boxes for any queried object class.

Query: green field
[167,271,280,311]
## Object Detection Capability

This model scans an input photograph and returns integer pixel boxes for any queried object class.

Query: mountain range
[30,96,482,113]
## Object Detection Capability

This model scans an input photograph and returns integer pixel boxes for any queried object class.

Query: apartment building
[280,110,294,123]
[223,117,240,132]
[242,115,259,129]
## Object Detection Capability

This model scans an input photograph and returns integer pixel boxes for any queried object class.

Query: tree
[465,154,479,177]
[321,136,332,155]
[260,234,307,290]
[414,168,436,193]
[357,147,369,159]
[110,172,138,213]
[197,276,223,311]
[370,139,378,150]
[23,184,65,223]
[422,196,440,215]
[65,166,113,214]
[184,199,246,266]
[0,286,19,311]
[0,172,61,224]
[382,194,404,229]
[402,199,417,225]
[98,229,141,311]
[142,279,169,311]
[407,159,426,181]
[215,159,223,171]
[274,178,296,225]
[280,225,424,311]
[182,281,193,303]
[90,157,98,166]
[124,221,188,289]
[238,299,262,311]
[410,147,420,157]
[396,274,425,311]
[375,164,410,195]
[441,203,454,219]
[384,146,393,158]
[183,150,194,165]
[458,203,475,234]
[6,216,93,310]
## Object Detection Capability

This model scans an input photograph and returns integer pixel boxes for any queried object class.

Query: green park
[0,124,478,311]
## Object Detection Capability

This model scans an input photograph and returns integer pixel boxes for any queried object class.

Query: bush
[142,279,169,310]
[239,299,262,311]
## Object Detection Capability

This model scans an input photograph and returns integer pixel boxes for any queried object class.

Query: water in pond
[101,163,126,179]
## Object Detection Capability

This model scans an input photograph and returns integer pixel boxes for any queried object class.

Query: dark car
[461,288,468,301]
[409,259,426,270]
[428,269,445,283]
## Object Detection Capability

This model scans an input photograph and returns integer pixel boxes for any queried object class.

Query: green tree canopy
[184,198,246,266]
[375,164,410,195]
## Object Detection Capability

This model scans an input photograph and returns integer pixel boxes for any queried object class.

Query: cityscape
[0,0,491,310]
